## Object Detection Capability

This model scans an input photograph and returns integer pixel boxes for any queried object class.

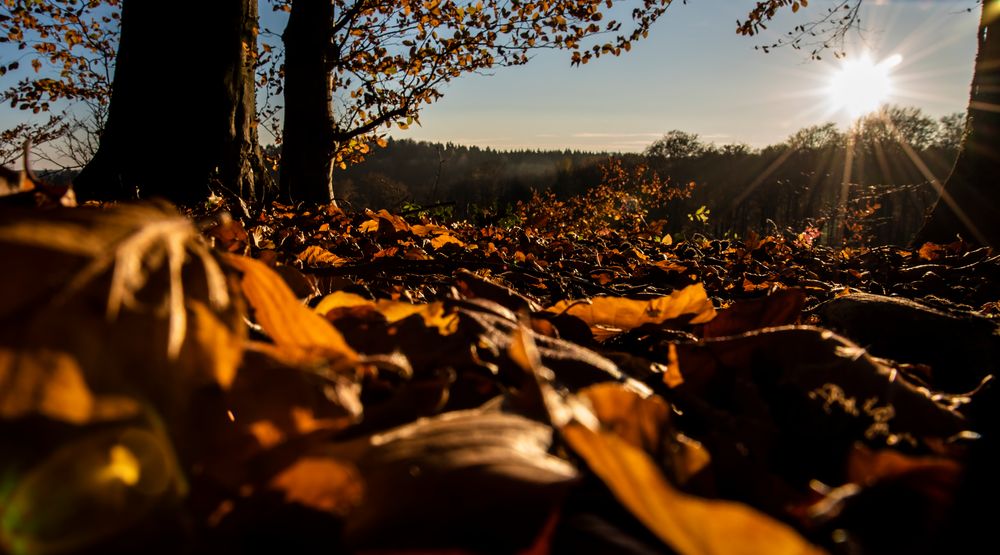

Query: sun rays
[733,29,970,243]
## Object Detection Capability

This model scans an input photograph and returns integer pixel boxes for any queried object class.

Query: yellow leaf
[546,283,716,333]
[224,254,358,366]
[314,291,375,316]
[562,423,823,555]
[374,300,459,335]
[316,293,458,336]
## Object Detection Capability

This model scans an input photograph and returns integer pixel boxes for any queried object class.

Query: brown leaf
[846,443,961,504]
[340,407,577,552]
[297,245,350,267]
[361,208,410,235]
[703,288,805,338]
[204,214,249,254]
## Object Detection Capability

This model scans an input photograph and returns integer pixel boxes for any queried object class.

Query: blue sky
[0,0,982,157]
[389,0,980,151]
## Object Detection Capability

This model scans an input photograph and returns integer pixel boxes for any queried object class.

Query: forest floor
[0,198,997,555]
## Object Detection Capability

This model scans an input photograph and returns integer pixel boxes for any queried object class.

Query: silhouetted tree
[75,0,268,203]
[645,130,708,160]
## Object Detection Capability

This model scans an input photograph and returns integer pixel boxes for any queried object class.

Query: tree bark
[916,1,1000,246]
[75,0,268,205]
[280,0,336,204]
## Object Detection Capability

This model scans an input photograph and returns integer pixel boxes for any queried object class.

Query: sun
[828,53,903,118]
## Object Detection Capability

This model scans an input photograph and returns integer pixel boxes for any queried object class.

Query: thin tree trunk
[280,0,335,204]
[916,1,1000,246]
[75,0,268,204]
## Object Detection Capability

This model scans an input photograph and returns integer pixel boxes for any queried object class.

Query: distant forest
[320,105,962,245]
[40,105,960,245]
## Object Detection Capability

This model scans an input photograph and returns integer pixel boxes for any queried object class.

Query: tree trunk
[280,0,335,204]
[916,1,1000,246]
[75,0,268,205]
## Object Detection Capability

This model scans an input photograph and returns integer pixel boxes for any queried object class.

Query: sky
[0,0,983,158]
[387,0,981,152]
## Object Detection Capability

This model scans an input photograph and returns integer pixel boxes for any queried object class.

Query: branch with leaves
[264,0,675,169]
[738,0,863,59]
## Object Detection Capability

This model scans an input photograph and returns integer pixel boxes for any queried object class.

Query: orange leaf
[546,283,716,334]
[224,254,358,366]
[562,423,823,555]
[430,233,465,249]
[269,456,363,516]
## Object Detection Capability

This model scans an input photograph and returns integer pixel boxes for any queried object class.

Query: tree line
[330,105,963,244]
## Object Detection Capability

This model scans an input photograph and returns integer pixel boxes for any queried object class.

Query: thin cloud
[571,132,663,139]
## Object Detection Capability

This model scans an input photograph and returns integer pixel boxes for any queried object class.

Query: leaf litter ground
[0,199,997,555]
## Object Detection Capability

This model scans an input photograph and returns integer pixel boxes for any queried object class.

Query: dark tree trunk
[75,0,268,205]
[280,0,335,204]
[916,1,1000,246]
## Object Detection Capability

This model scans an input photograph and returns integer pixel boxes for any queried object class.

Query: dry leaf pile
[0,200,995,555]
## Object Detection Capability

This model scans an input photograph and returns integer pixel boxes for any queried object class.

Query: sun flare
[828,53,903,118]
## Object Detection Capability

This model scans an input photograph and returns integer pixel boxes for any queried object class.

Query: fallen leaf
[580,382,710,485]
[340,407,578,552]
[0,348,139,424]
[430,233,465,249]
[375,300,459,335]
[315,291,375,316]
[411,223,450,237]
[546,283,716,334]
[562,423,823,555]
[297,245,350,267]
[224,254,358,367]
[0,202,242,425]
[703,288,805,338]
[269,456,363,516]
